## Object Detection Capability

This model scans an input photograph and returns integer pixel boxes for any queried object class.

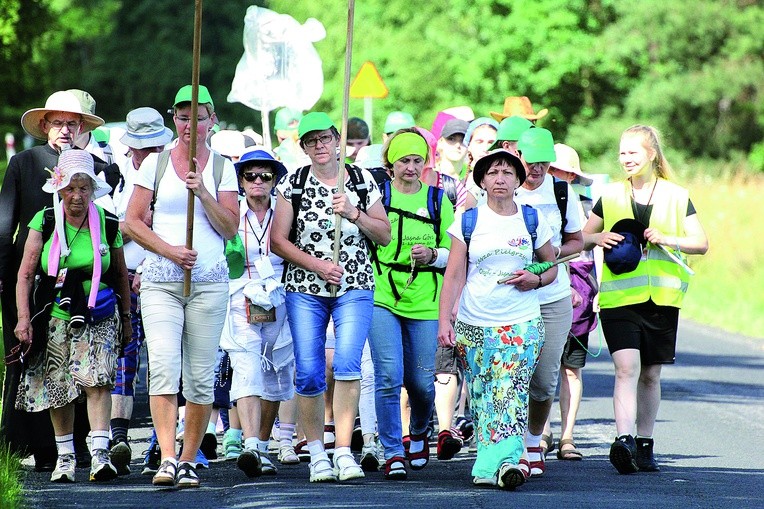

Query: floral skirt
[16,315,119,412]
[455,316,545,478]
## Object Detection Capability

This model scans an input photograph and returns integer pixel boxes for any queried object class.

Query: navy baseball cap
[604,219,647,275]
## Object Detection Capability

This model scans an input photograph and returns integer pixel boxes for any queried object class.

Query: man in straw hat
[107,107,174,476]
[0,90,105,472]
[490,96,549,123]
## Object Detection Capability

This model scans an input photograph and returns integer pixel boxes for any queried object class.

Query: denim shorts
[285,289,374,397]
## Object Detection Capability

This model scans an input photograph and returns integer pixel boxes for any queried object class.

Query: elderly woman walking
[125,85,239,488]
[437,149,557,490]
[14,149,132,483]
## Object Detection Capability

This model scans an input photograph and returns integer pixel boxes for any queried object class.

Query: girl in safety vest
[582,125,708,475]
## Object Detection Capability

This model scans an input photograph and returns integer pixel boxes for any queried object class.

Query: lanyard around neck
[243,208,272,278]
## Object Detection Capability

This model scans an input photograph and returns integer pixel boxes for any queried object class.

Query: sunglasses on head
[242,171,274,182]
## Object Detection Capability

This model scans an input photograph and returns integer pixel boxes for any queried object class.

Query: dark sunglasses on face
[242,172,274,182]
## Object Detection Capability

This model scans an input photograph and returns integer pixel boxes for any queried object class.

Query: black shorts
[434,345,464,375]
[600,300,679,365]
[561,332,589,369]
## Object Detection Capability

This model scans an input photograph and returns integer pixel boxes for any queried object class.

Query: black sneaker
[200,432,218,460]
[141,430,161,475]
[635,437,660,472]
[609,435,638,474]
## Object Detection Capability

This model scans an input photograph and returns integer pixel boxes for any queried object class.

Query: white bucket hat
[120,107,174,150]
[549,143,594,186]
[21,91,104,140]
[43,149,112,199]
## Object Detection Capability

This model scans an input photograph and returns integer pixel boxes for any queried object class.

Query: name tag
[55,268,68,289]
[255,256,275,279]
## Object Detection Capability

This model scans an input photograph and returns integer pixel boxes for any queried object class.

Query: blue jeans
[367,306,437,459]
[285,290,374,397]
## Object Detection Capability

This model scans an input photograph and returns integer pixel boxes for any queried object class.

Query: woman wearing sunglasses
[218,149,297,479]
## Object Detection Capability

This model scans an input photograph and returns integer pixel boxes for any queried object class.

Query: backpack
[440,173,458,207]
[461,205,539,253]
[150,150,226,213]
[553,177,569,230]
[288,164,369,243]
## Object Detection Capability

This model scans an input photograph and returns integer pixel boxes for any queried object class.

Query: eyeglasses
[242,172,274,182]
[46,119,81,130]
[303,134,334,148]
[175,115,210,124]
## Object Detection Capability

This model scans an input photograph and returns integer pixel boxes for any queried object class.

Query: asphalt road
[20,321,764,509]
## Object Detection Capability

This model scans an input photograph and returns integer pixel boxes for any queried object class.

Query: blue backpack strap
[427,186,444,246]
[381,179,392,209]
[521,204,538,248]
[461,207,478,251]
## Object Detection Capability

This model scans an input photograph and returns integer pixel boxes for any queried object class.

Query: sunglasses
[242,172,274,182]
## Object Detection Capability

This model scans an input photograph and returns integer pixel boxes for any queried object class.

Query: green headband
[388,132,429,164]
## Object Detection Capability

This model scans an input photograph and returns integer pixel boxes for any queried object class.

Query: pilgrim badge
[99,243,109,256]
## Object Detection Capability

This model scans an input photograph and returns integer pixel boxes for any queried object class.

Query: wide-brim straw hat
[21,91,105,140]
[490,96,548,122]
[549,143,594,186]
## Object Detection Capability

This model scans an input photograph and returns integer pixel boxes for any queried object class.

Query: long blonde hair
[622,125,675,181]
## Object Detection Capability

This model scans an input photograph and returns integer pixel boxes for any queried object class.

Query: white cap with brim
[549,143,594,186]
[120,107,174,150]
[21,91,105,141]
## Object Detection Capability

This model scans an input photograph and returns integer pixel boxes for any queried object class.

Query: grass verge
[0,444,24,509]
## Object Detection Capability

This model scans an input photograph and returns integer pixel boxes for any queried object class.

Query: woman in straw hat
[0,90,105,471]
[438,149,557,490]
[582,125,708,474]
[14,149,132,483]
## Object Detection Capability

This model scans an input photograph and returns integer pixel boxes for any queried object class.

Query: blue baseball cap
[604,219,647,275]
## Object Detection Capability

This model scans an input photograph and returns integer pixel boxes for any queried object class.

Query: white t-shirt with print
[449,204,554,327]
[515,175,582,304]
[134,151,238,283]
[276,166,382,297]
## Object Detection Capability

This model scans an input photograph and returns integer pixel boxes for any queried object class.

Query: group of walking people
[0,87,708,491]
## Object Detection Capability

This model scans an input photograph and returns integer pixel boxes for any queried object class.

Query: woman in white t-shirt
[125,85,239,488]
[437,149,557,491]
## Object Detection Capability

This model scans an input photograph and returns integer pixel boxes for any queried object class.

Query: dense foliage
[0,0,761,169]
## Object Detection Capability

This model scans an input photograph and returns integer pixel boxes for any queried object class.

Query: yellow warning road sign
[350,61,388,99]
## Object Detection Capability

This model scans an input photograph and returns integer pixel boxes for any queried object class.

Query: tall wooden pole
[184,0,203,297]
[330,0,355,297]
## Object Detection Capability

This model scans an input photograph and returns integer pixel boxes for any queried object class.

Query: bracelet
[348,206,361,224]
[121,312,132,321]
[554,245,561,258]
[536,274,543,289]
[429,248,438,265]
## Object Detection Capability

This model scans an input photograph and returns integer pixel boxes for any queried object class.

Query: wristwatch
[135,265,143,275]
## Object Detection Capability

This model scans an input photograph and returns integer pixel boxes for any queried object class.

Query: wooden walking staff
[184,0,203,297]
[330,0,356,297]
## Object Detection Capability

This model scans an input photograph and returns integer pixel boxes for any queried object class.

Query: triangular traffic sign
[350,61,389,99]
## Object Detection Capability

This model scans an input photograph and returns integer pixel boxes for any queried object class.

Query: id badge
[254,256,275,279]
[55,268,68,289]
[641,247,649,262]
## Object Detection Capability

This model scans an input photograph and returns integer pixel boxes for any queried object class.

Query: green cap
[491,116,533,149]
[383,111,415,134]
[298,112,335,139]
[92,126,110,144]
[517,127,556,163]
[173,84,214,109]
[274,107,303,131]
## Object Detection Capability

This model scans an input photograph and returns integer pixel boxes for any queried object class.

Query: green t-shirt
[373,184,455,319]
[28,206,124,319]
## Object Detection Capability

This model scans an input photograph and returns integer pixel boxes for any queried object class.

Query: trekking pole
[184,0,203,297]
[497,253,579,284]
[330,0,355,298]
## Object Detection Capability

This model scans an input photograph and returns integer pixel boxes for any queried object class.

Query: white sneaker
[278,443,300,465]
[89,448,118,482]
[332,453,364,481]
[498,462,525,491]
[51,454,76,483]
[360,442,380,472]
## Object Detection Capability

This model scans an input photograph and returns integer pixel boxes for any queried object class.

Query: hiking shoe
[200,431,218,460]
[360,442,381,472]
[223,429,242,460]
[141,430,161,475]
[350,417,363,452]
[333,453,364,481]
[309,455,337,483]
[498,463,525,491]
[237,448,263,478]
[89,448,118,482]
[176,461,200,488]
[51,454,76,483]
[294,439,311,462]
[383,456,407,480]
[278,443,300,465]
[437,429,463,460]
[609,435,639,474]
[152,458,177,486]
[455,416,474,443]
[635,437,660,472]
[260,451,278,475]
[195,448,210,469]
[323,424,336,456]
[109,440,132,476]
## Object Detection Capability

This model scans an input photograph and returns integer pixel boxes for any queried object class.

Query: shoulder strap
[41,208,56,244]
[553,178,568,230]
[103,209,120,246]
[212,153,224,192]
[150,150,172,212]
[427,186,444,246]
[521,204,538,248]
[288,166,311,244]
[346,165,368,211]
[461,207,478,252]
[41,207,118,246]
[440,174,458,206]
[381,179,392,208]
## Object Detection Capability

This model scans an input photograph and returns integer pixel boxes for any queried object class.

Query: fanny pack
[90,287,117,323]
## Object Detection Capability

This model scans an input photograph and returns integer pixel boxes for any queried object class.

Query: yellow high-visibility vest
[599,179,690,309]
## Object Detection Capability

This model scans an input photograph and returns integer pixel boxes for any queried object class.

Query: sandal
[540,432,555,457]
[526,446,545,477]
[384,456,408,480]
[518,458,531,480]
[175,461,200,488]
[152,458,177,486]
[309,456,337,483]
[406,432,430,470]
[557,438,583,461]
